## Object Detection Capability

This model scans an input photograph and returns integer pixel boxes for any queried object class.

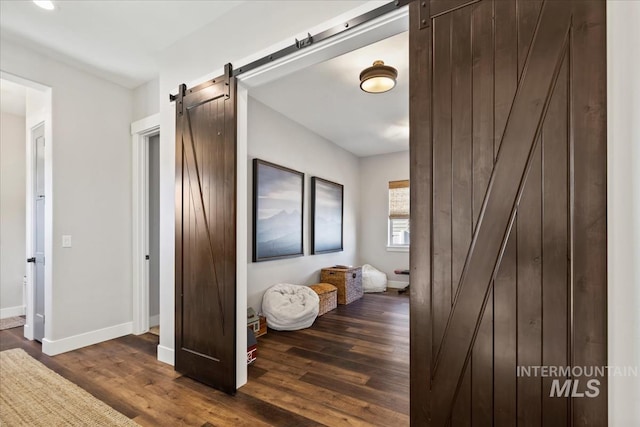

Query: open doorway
[225,2,410,391]
[131,114,161,343]
[0,73,52,345]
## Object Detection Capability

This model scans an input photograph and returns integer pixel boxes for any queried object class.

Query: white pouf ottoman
[261,283,320,331]
[362,264,388,293]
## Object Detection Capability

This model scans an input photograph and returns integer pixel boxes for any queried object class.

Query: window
[388,180,409,249]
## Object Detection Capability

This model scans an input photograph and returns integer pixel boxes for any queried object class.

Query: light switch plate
[62,235,72,248]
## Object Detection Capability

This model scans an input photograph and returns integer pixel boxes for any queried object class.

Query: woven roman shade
[389,180,410,219]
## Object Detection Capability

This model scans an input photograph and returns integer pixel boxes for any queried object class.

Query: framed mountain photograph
[252,159,304,262]
[311,177,344,254]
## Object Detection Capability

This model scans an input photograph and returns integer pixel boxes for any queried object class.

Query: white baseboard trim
[149,314,159,327]
[41,322,133,356]
[23,323,33,340]
[387,280,410,289]
[0,305,26,319]
[157,344,174,366]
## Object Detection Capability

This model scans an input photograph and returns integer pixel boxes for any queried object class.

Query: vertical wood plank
[184,110,195,351]
[471,0,494,230]
[570,0,608,424]
[493,3,518,425]
[516,0,543,79]
[493,230,517,427]
[494,0,518,156]
[409,0,432,424]
[215,96,225,331]
[451,5,473,300]
[470,1,494,424]
[175,86,185,367]
[450,8,473,424]
[212,99,220,288]
[432,13,453,360]
[516,140,542,427]
[541,50,569,426]
[224,80,237,363]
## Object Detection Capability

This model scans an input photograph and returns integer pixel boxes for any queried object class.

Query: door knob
[27,257,36,263]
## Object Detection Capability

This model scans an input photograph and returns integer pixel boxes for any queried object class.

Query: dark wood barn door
[175,65,237,394]
[409,0,606,425]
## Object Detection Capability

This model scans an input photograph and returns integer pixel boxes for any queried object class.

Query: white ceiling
[0,0,244,88]
[0,79,27,117]
[250,30,408,158]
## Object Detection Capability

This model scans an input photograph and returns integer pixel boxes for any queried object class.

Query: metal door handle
[27,257,36,263]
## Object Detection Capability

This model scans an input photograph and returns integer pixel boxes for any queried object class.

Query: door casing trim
[0,71,53,346]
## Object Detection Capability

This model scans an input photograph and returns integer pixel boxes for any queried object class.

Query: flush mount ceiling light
[33,0,55,10]
[359,60,398,94]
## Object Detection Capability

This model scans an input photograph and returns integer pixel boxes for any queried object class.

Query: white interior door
[32,123,45,342]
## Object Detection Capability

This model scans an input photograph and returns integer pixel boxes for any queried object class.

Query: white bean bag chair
[362,264,387,293]
[262,283,320,331]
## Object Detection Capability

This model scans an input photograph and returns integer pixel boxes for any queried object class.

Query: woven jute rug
[0,348,138,426]
[0,316,25,331]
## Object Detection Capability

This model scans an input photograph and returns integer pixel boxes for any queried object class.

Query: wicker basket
[320,267,363,305]
[309,283,337,316]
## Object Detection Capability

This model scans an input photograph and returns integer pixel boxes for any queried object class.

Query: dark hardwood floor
[0,292,409,426]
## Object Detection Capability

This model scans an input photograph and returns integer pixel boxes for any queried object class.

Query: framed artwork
[311,177,344,254]
[252,159,304,262]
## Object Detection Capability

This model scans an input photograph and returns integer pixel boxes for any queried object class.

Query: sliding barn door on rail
[409,0,606,425]
[175,64,237,394]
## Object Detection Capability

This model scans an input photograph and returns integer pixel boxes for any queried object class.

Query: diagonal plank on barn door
[182,108,226,332]
[429,2,573,425]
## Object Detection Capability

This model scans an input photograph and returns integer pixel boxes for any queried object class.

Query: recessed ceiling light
[33,1,55,10]
[359,60,398,94]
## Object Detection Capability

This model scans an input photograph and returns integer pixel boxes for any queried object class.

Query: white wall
[0,112,26,317]
[247,97,359,311]
[133,78,159,122]
[0,39,134,351]
[358,151,409,286]
[607,1,640,425]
